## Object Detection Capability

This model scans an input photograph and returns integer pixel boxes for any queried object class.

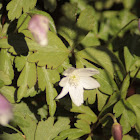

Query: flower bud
[112,122,122,140]
[0,94,13,126]
[28,15,49,46]
[138,19,140,32]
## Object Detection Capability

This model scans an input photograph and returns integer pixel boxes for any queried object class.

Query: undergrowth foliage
[0,0,140,140]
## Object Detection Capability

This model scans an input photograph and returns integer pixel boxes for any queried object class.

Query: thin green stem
[7,124,24,138]
[131,67,140,85]
[107,18,138,46]
[14,15,29,33]
[96,113,117,128]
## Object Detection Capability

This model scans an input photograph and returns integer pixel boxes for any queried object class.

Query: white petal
[63,67,75,76]
[80,77,100,89]
[59,77,69,87]
[76,68,99,77]
[69,85,84,106]
[0,111,13,126]
[56,84,69,99]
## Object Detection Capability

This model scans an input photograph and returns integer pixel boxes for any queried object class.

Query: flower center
[69,74,79,87]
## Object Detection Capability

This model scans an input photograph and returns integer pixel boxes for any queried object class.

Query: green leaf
[54,129,86,140]
[61,2,78,22]
[43,0,57,12]
[84,89,96,105]
[80,31,100,47]
[37,105,48,120]
[74,119,90,133]
[120,74,130,99]
[37,66,60,90]
[127,94,140,134]
[7,0,37,20]
[17,62,36,88]
[13,101,37,127]
[14,101,37,119]
[15,55,26,72]
[124,46,135,72]
[0,71,11,85]
[25,86,37,97]
[19,115,37,140]
[27,31,69,68]
[77,7,95,31]
[0,86,16,103]
[71,105,97,124]
[58,5,95,47]
[29,9,56,33]
[76,46,125,79]
[70,0,91,11]
[98,91,120,118]
[0,79,4,88]
[98,21,110,41]
[108,10,137,37]
[0,132,25,140]
[95,69,118,95]
[97,90,109,111]
[0,49,14,83]
[17,13,31,32]
[123,0,135,9]
[37,66,60,116]
[17,61,36,101]
[35,117,70,140]
[113,99,136,134]
[0,38,12,49]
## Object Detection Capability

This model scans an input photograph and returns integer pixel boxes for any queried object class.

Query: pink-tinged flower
[112,122,123,140]
[56,67,100,106]
[0,94,13,126]
[28,15,49,46]
[138,19,140,32]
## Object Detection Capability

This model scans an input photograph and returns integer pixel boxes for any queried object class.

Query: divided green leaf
[113,99,136,134]
[27,31,69,69]
[127,94,140,134]
[37,66,60,116]
[35,117,70,140]
[16,61,37,101]
[0,49,14,85]
[7,0,37,20]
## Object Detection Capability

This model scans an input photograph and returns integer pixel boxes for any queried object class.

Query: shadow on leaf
[8,33,29,56]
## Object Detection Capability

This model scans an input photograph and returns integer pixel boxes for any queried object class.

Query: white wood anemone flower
[0,94,13,126]
[56,67,100,106]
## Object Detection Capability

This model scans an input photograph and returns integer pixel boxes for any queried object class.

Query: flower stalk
[107,18,138,46]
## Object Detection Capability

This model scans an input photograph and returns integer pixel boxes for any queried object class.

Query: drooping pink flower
[28,15,49,46]
[138,19,140,32]
[112,122,123,140]
[0,94,13,126]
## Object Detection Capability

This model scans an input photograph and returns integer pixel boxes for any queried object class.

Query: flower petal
[76,68,99,77]
[63,67,75,76]
[0,94,13,126]
[28,15,49,46]
[59,77,69,87]
[80,77,100,89]
[56,83,69,99]
[69,85,84,106]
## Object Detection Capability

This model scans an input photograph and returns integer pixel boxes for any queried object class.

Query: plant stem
[14,15,29,33]
[107,18,138,46]
[96,113,117,128]
[7,124,25,139]
[131,67,140,85]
